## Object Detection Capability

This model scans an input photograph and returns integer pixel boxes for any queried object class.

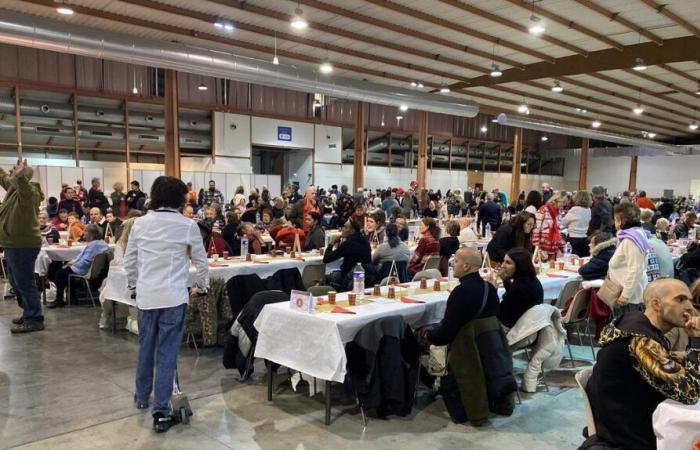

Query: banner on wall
[277,126,292,142]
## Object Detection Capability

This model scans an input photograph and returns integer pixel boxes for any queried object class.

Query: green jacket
[448,316,516,422]
[0,168,42,249]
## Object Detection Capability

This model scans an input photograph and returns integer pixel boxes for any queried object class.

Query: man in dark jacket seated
[422,247,516,426]
[323,218,371,291]
[585,279,700,450]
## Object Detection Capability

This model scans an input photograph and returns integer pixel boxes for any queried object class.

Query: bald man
[424,246,504,425]
[586,279,700,450]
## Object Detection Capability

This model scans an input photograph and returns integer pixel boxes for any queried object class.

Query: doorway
[252,146,313,193]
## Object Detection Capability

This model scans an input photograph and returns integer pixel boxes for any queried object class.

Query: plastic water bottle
[408,227,416,243]
[564,242,572,264]
[324,231,331,248]
[240,236,248,259]
[448,256,455,283]
[256,211,261,223]
[485,222,491,237]
[353,263,365,296]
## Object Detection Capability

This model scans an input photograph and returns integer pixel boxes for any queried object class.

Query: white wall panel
[314,124,342,164]
[213,112,251,158]
[251,117,314,149]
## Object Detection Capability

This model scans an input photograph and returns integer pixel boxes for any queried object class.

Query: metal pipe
[497,113,690,155]
[0,11,479,118]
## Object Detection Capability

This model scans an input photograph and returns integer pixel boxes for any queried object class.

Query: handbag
[597,276,623,308]
[424,281,490,376]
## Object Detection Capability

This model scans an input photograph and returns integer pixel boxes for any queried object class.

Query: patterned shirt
[201,189,225,206]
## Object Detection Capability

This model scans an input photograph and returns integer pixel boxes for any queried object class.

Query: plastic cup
[47,237,53,245]
[433,280,441,291]
[557,261,564,270]
[348,293,356,306]
[213,254,219,262]
[388,286,395,299]
[222,251,229,259]
[420,278,427,289]
[328,291,336,304]
[373,284,381,296]
[245,253,252,262]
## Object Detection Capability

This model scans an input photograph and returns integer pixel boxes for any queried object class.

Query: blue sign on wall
[277,126,292,141]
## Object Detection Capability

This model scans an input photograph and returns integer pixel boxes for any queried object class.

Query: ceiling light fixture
[399,104,408,112]
[632,57,647,71]
[575,107,588,114]
[551,81,563,93]
[56,1,74,15]
[490,64,502,77]
[591,120,602,128]
[517,103,530,115]
[528,15,545,35]
[131,70,138,95]
[396,114,404,121]
[197,82,208,91]
[647,132,656,139]
[541,136,548,142]
[689,122,699,131]
[290,4,308,30]
[214,21,234,32]
[410,81,417,87]
[440,83,450,93]
[480,125,488,133]
[633,103,645,115]
[319,60,333,74]
[696,82,700,95]
[272,33,279,65]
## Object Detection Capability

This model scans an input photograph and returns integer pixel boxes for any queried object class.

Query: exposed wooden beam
[437,0,588,56]
[489,83,688,134]
[582,74,699,120]
[210,0,503,73]
[629,156,638,192]
[356,0,555,63]
[571,0,664,45]
[449,35,698,89]
[623,68,700,101]
[502,0,624,51]
[164,69,180,178]
[417,111,428,191]
[555,76,698,124]
[117,0,481,81]
[638,0,700,39]
[292,0,524,68]
[660,63,700,85]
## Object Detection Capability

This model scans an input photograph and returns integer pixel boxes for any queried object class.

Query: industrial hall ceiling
[1,0,700,144]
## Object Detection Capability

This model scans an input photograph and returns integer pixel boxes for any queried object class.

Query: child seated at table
[67,211,84,241]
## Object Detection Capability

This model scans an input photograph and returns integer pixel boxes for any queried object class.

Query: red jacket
[270,226,305,249]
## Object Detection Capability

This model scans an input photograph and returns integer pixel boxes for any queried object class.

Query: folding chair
[562,288,597,363]
[301,263,326,289]
[551,279,581,308]
[411,269,442,282]
[575,368,597,437]
[422,255,441,271]
[67,252,112,307]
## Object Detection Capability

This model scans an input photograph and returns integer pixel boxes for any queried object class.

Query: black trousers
[52,266,73,303]
[569,237,590,257]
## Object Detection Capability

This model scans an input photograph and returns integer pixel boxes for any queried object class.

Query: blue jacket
[578,238,616,281]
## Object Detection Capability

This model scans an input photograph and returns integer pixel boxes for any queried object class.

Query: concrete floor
[0,297,592,450]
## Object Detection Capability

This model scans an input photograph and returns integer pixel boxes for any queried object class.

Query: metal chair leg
[585,319,596,360]
[85,279,96,308]
[566,340,575,368]
[515,389,522,405]
[267,360,273,401]
[325,380,332,425]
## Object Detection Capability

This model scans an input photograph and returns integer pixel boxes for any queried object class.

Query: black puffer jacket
[578,238,616,280]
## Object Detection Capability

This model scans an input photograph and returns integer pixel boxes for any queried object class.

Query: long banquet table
[653,399,700,450]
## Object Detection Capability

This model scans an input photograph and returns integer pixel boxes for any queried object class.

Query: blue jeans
[136,303,187,415]
[5,248,43,324]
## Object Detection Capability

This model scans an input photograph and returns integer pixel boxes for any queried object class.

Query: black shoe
[134,394,149,410]
[12,317,24,325]
[47,301,66,309]
[152,412,175,433]
[10,322,45,334]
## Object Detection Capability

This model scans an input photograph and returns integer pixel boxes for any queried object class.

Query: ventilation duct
[497,114,693,156]
[0,11,479,118]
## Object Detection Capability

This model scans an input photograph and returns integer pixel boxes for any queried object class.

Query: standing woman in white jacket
[562,191,592,257]
[608,202,659,316]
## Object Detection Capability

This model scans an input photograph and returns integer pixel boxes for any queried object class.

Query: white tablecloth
[44,244,115,262]
[102,253,326,307]
[254,271,581,383]
[653,399,700,450]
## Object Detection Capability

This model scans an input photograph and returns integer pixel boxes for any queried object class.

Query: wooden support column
[352,101,365,191]
[510,127,523,201]
[416,111,428,191]
[124,100,131,184]
[164,69,181,178]
[578,138,589,191]
[14,85,22,160]
[628,155,638,192]
[387,132,392,169]
[72,94,80,167]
